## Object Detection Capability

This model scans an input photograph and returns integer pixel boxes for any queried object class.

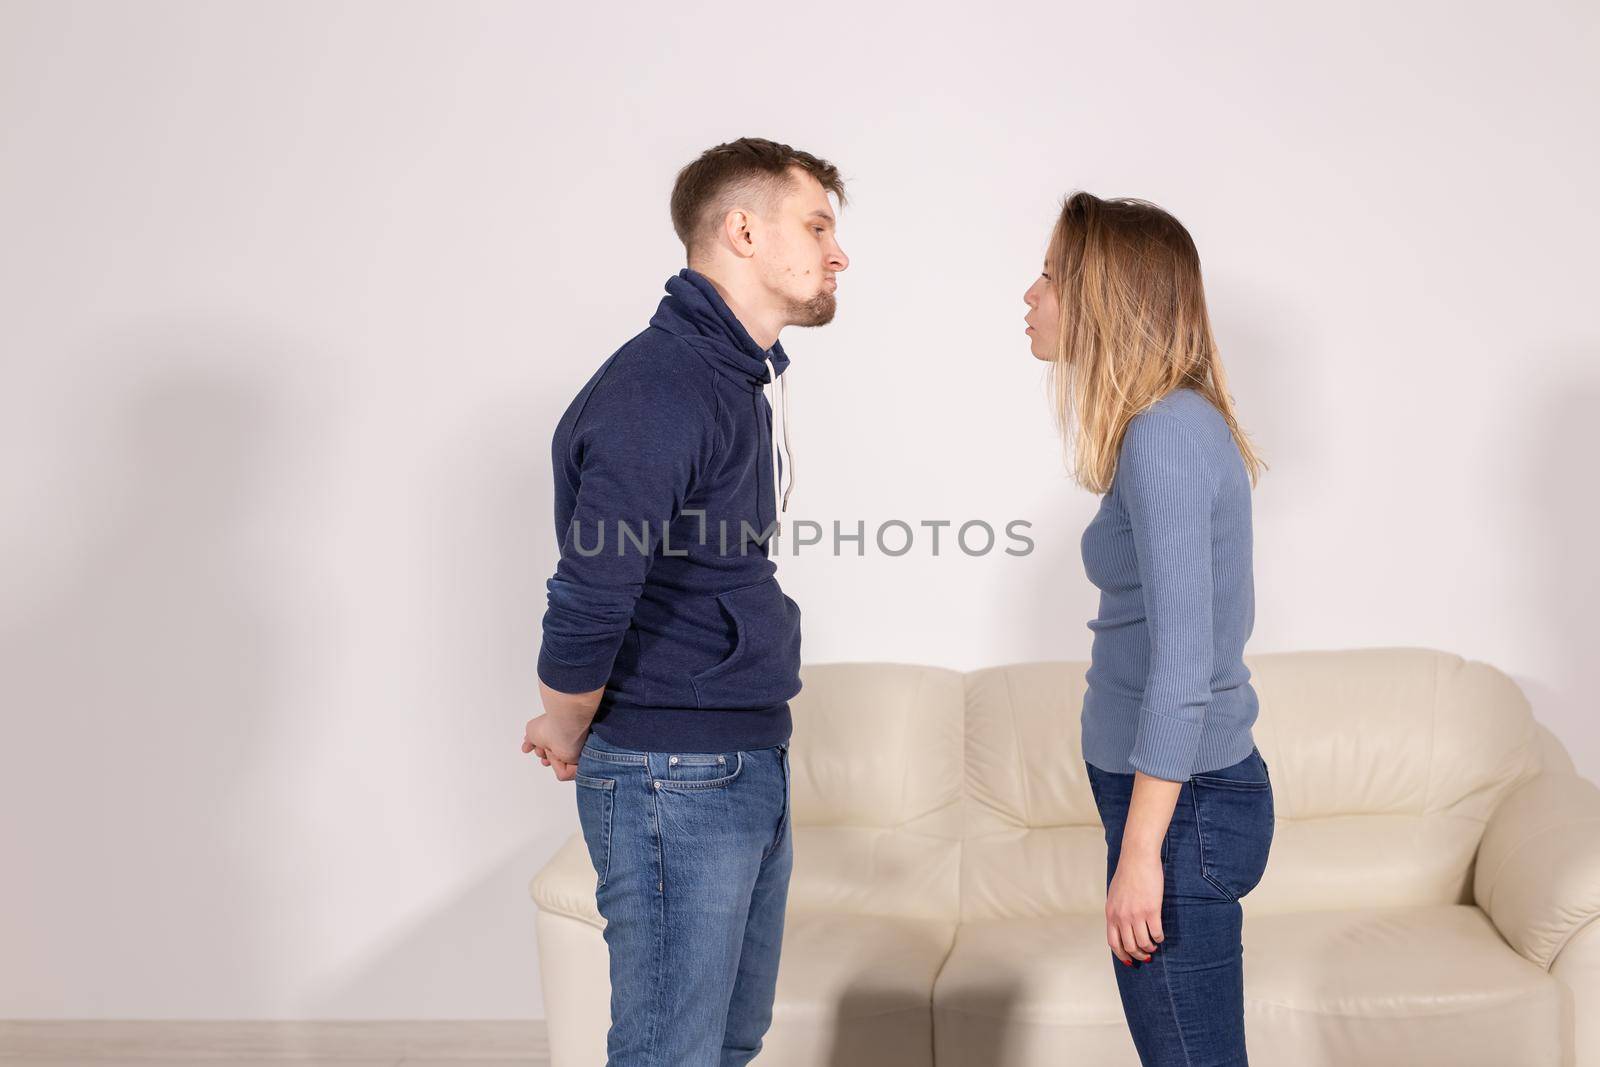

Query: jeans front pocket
[656,750,743,791]
[1189,751,1274,900]
[575,774,616,886]
[664,751,739,786]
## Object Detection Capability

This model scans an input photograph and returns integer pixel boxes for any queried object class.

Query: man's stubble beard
[784,290,836,328]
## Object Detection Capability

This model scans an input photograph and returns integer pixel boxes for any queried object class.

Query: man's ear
[723,207,758,260]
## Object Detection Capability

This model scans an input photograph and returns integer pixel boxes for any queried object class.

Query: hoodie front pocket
[689,576,802,710]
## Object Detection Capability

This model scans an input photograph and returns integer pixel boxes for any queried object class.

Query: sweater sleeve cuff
[536,644,614,696]
[1127,709,1203,782]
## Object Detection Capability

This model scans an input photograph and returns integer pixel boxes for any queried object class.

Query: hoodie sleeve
[536,360,719,694]
[1119,411,1220,781]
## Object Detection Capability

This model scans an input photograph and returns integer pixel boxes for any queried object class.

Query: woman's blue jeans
[574,732,792,1067]
[1085,746,1275,1067]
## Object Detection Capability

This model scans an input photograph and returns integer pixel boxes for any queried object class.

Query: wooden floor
[0,1022,550,1066]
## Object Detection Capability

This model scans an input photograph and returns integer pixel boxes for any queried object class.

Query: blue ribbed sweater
[1079,387,1260,781]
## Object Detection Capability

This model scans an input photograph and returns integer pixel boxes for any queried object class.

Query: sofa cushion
[790,663,965,834]
[530,833,602,926]
[773,911,955,1019]
[1248,905,1564,1064]
[932,905,1565,1066]
[534,907,954,1067]
[788,825,961,924]
[960,650,1543,918]
[763,911,955,1066]
[788,663,965,923]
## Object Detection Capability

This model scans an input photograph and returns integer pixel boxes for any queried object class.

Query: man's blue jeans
[574,732,793,1067]
[1086,746,1275,1067]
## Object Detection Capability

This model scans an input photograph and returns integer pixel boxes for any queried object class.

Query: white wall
[2,0,1595,1021]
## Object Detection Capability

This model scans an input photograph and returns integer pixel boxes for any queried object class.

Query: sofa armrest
[529,833,604,929]
[1475,771,1600,968]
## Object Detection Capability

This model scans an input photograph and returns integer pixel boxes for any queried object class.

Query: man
[521,137,849,1065]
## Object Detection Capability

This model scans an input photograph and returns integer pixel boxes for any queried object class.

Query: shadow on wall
[1205,276,1326,490]
[0,350,294,1012]
[1,340,581,1017]
[308,835,553,1018]
[308,391,575,1017]
[1507,354,1600,779]
[281,359,603,1019]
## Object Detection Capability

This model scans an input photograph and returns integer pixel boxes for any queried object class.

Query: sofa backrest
[959,648,1544,919]
[786,663,965,923]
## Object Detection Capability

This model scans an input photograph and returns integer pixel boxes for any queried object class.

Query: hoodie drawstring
[762,356,793,533]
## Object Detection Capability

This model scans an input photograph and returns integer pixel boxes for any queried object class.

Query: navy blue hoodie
[536,268,801,751]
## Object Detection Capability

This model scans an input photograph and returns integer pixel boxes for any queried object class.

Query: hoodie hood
[649,268,790,390]
[649,267,796,523]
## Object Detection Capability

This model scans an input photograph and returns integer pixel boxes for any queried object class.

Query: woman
[1023,192,1274,1066]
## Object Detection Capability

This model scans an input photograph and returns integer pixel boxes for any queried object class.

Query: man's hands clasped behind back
[522,681,603,782]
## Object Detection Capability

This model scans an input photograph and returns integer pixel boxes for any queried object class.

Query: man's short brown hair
[669,137,847,257]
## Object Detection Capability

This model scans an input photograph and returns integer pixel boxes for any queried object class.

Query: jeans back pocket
[575,774,616,886]
[1189,751,1274,900]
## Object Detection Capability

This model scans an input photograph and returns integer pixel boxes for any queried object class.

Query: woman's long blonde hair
[1045,192,1265,494]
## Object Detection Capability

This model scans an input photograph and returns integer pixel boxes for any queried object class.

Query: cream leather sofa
[530,648,1600,1065]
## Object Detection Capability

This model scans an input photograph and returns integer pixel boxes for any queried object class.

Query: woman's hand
[1106,845,1165,964]
[1106,770,1182,964]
